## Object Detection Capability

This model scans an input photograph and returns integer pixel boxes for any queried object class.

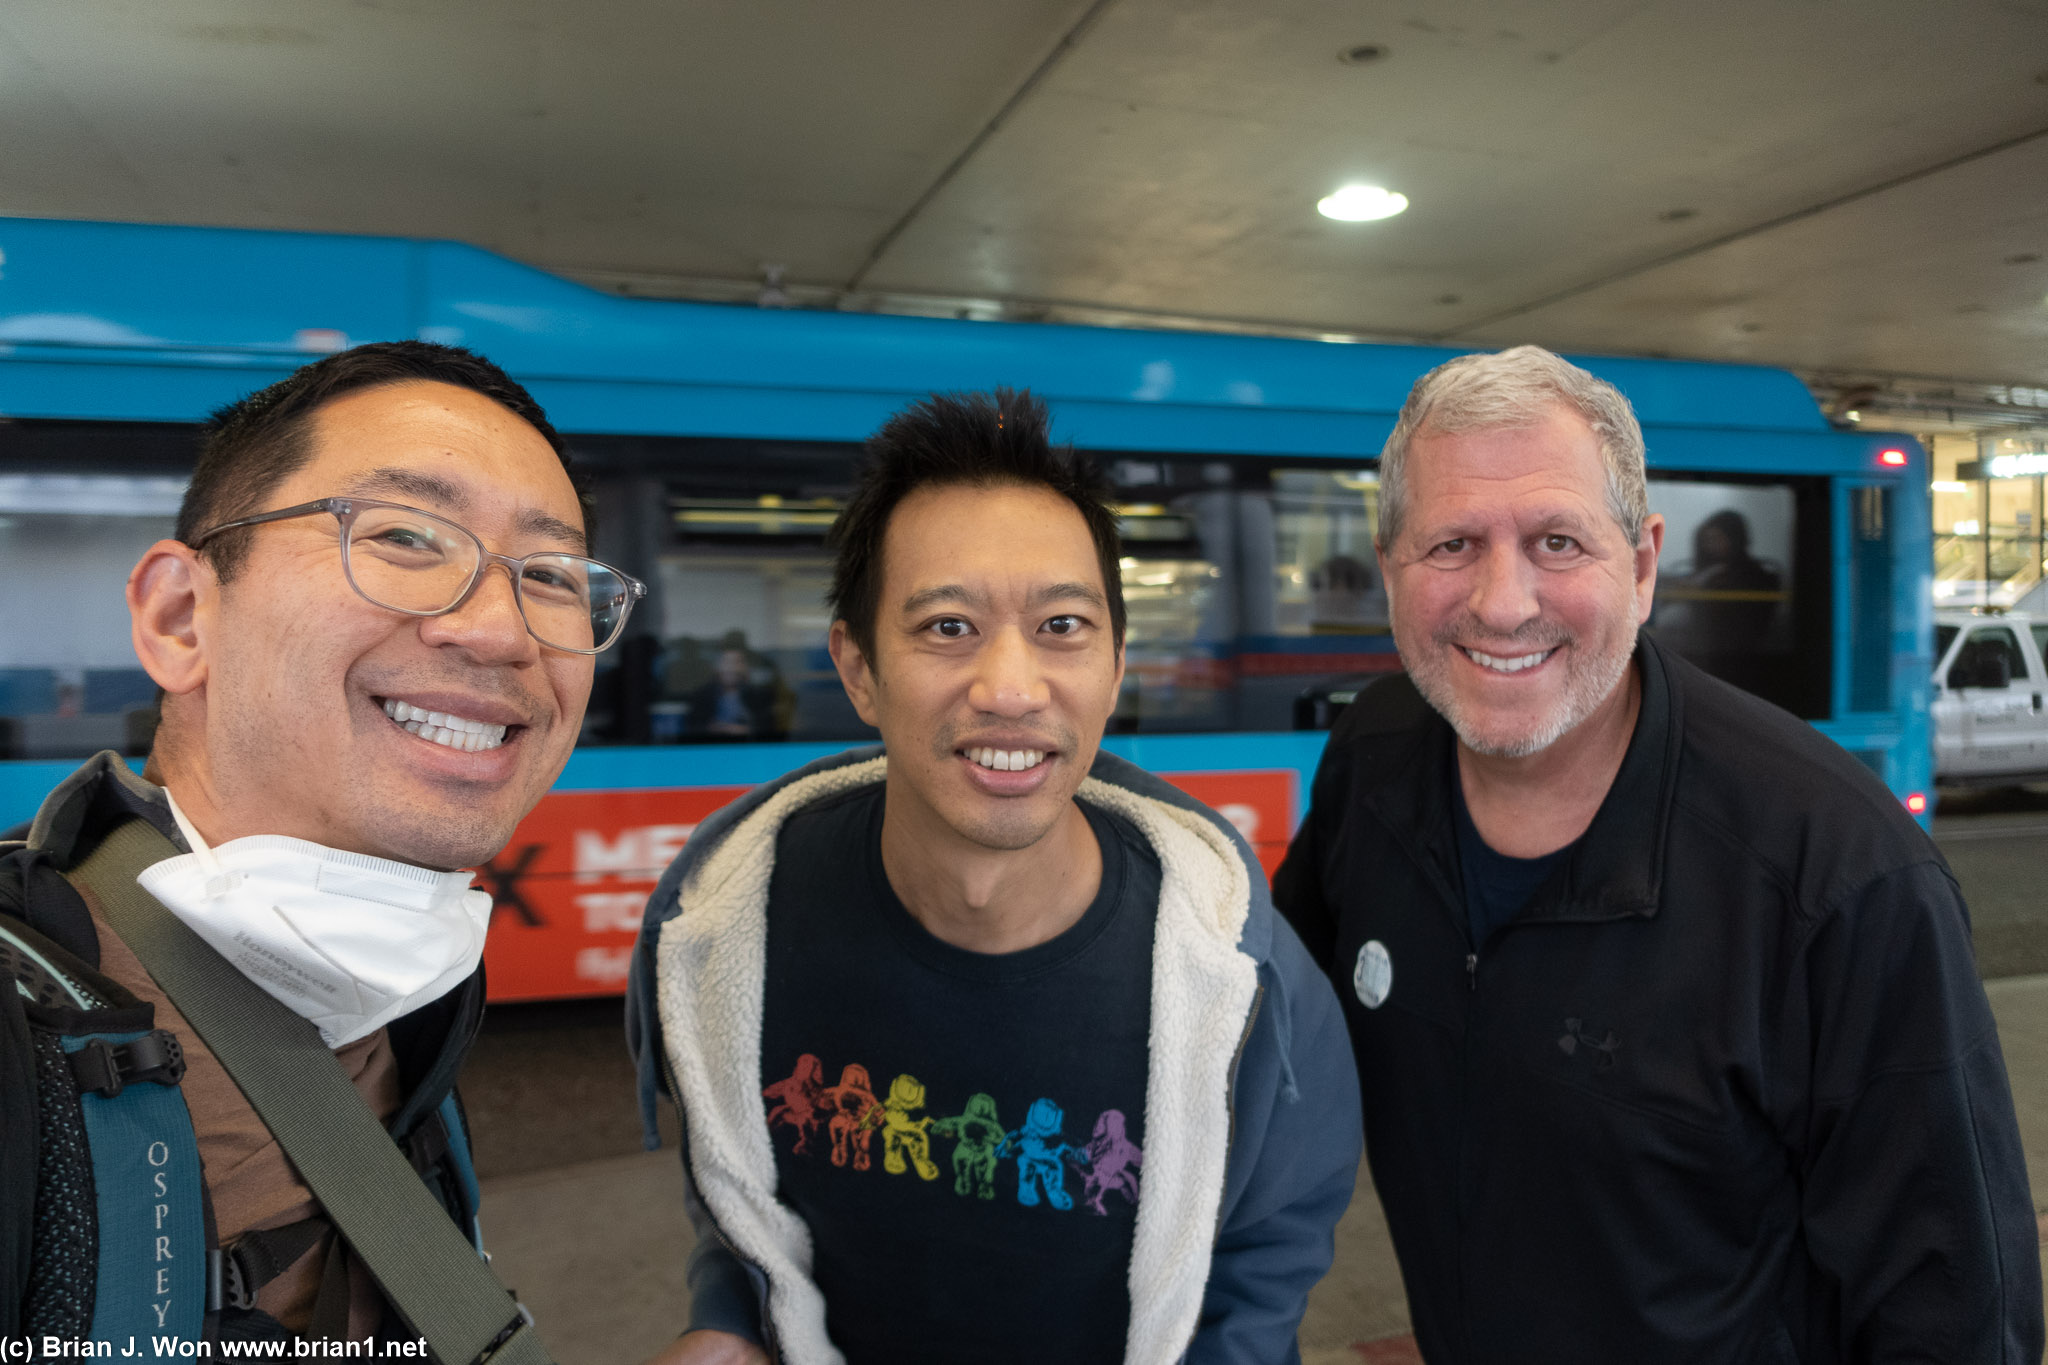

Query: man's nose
[969,625,1049,717]
[418,561,540,663]
[1466,541,1540,631]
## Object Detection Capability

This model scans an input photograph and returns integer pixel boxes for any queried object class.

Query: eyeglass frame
[187,496,648,655]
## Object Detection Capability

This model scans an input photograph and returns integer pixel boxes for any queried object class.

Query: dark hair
[177,340,586,580]
[827,389,1125,660]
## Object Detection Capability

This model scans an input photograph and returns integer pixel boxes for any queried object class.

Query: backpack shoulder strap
[68,818,551,1365]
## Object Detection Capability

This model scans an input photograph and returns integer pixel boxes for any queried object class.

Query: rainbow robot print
[763,1054,1141,1216]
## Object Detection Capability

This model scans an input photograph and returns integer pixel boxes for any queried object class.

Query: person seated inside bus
[1307,552,1388,633]
[1671,507,1782,647]
[657,631,789,741]
[683,641,784,740]
[628,388,1360,1365]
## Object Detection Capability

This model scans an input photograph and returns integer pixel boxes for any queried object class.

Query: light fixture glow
[1989,452,2048,478]
[1318,184,1409,222]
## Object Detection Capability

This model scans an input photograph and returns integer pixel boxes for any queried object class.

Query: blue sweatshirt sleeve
[1187,923,1364,1363]
[677,1145,770,1344]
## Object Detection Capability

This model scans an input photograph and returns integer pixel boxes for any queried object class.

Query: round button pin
[1353,940,1392,1009]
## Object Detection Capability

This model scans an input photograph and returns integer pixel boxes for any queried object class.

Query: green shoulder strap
[69,817,553,1365]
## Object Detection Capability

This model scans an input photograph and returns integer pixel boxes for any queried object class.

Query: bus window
[1104,495,1225,732]
[1234,469,1400,731]
[1269,470,1387,635]
[1645,476,1830,719]
[652,554,843,743]
[0,475,184,760]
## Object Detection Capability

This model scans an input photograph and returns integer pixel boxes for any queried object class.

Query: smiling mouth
[964,746,1048,772]
[1459,646,1558,675]
[380,697,512,753]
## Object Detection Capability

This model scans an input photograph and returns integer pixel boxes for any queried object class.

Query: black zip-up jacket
[1275,636,2042,1364]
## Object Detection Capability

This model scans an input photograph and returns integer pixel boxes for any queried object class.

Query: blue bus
[0,218,1932,998]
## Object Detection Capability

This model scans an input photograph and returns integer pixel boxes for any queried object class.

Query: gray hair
[1375,345,1648,548]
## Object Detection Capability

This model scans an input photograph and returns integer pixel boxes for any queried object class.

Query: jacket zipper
[657,1041,784,1364]
[1455,923,1478,1362]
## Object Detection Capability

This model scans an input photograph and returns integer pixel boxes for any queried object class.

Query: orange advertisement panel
[1154,770,1294,881]
[481,769,1296,1002]
[480,786,747,1002]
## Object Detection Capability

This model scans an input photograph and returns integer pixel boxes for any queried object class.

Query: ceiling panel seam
[843,0,1120,294]
[1435,121,2048,343]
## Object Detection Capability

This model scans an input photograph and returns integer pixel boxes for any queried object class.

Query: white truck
[1932,608,2048,786]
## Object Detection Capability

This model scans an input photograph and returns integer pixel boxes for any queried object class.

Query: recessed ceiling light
[1319,184,1408,222]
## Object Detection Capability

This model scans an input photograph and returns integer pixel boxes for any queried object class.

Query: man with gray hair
[1275,345,2040,1362]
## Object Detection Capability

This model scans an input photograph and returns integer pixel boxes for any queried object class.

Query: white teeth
[1466,648,1554,674]
[967,746,1046,772]
[382,698,509,752]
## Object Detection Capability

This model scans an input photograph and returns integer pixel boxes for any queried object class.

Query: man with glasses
[1,342,637,1353]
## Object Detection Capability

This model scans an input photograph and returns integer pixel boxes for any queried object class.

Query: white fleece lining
[1074,776,1258,1363]
[656,760,1259,1365]
[657,758,884,1365]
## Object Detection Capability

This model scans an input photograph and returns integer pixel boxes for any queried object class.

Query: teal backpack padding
[62,1029,208,1345]
[3,911,214,1351]
[436,1093,484,1254]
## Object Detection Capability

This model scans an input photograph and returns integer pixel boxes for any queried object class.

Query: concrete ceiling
[2,0,2046,395]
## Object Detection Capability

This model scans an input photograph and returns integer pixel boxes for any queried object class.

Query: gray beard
[1408,620,1637,759]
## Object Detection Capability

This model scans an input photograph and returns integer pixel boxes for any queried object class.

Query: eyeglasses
[189,497,647,655]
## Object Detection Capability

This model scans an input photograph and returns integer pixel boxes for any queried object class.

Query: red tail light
[1879,449,1908,467]
[1904,792,1927,814]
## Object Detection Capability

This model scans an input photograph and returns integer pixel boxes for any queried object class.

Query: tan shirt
[81,891,403,1338]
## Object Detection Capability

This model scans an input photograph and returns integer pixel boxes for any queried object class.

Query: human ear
[1632,514,1666,623]
[128,540,213,695]
[827,620,881,728]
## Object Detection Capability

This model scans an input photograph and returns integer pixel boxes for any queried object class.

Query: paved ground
[1932,785,2048,979]
[463,793,2048,1362]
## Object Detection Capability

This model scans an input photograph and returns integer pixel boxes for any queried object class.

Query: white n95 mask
[136,790,492,1048]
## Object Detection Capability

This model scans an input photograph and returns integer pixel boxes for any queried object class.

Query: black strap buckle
[406,1109,452,1177]
[218,1217,332,1311]
[472,1306,533,1365]
[69,1029,186,1097]
[219,1245,256,1311]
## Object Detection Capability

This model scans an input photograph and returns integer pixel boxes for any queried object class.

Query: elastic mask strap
[163,787,239,898]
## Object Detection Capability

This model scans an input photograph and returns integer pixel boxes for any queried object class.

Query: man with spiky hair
[1276,345,2041,1363]
[630,390,1360,1365]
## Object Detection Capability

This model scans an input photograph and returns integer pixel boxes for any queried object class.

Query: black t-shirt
[1452,772,1572,950]
[759,785,1161,1365]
